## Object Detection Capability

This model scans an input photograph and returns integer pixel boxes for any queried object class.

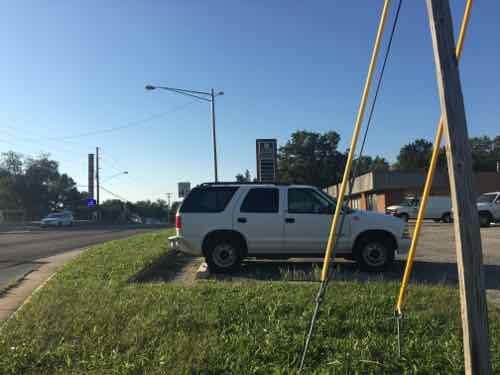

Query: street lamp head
[218,91,224,96]
[145,85,156,90]
[123,171,129,174]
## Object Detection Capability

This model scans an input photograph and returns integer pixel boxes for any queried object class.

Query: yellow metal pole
[320,0,392,282]
[395,0,473,315]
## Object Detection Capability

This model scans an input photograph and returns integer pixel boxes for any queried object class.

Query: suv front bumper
[168,235,202,256]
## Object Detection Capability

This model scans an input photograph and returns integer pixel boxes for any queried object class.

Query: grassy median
[0,230,499,374]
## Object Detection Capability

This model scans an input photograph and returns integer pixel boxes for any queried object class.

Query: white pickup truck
[169,183,410,273]
[477,192,500,227]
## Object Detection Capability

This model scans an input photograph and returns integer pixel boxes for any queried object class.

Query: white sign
[178,182,191,198]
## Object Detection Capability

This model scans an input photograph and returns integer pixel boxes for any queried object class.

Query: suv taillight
[175,214,182,230]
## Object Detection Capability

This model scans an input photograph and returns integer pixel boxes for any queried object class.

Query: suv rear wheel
[205,239,242,273]
[355,238,395,272]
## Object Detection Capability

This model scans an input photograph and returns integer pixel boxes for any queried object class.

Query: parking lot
[136,222,500,303]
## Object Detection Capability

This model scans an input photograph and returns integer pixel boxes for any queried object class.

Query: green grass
[0,230,499,374]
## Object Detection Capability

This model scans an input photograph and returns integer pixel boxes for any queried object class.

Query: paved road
[0,224,166,286]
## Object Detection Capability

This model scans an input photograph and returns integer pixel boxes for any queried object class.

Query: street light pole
[210,88,218,182]
[145,84,223,183]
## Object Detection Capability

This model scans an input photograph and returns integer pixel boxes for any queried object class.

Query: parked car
[169,183,411,273]
[40,211,74,227]
[385,196,453,223]
[477,192,500,227]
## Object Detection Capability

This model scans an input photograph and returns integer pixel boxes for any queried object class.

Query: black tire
[479,212,492,228]
[441,212,453,223]
[205,237,242,273]
[355,238,395,272]
[398,213,409,222]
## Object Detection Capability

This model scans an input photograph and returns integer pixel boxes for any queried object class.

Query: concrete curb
[0,248,85,323]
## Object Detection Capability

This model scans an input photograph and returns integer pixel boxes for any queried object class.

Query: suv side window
[240,188,279,213]
[288,188,332,214]
[180,187,238,213]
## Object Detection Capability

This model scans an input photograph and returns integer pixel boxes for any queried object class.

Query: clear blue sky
[1,1,498,202]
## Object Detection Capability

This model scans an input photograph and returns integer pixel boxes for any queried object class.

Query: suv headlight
[402,223,411,239]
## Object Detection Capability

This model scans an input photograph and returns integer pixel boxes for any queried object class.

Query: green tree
[469,135,498,171]
[0,151,23,175]
[394,139,433,171]
[277,130,347,187]
[393,139,447,172]
[130,199,169,221]
[354,155,389,175]
[235,169,252,183]
[0,151,85,218]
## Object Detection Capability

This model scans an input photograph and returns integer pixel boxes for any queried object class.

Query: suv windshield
[477,194,497,203]
[47,213,63,218]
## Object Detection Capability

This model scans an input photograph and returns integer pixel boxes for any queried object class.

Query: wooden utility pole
[426,0,491,374]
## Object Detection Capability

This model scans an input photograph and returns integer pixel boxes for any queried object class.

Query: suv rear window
[240,188,279,213]
[180,187,238,213]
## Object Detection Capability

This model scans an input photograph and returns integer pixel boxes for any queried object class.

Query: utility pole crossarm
[426,0,492,374]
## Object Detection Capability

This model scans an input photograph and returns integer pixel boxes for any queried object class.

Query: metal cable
[299,0,403,370]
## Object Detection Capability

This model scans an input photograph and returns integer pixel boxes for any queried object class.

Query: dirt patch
[131,250,204,285]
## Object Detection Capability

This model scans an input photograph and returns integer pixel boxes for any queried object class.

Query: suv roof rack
[199,181,290,187]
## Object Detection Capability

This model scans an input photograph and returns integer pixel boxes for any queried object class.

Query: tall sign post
[178,182,191,199]
[256,139,277,183]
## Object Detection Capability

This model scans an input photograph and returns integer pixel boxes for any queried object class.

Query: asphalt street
[0,224,166,286]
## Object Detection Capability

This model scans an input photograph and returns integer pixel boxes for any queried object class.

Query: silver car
[41,212,74,227]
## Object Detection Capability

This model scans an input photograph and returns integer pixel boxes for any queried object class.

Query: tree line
[0,151,170,221]
[237,130,500,187]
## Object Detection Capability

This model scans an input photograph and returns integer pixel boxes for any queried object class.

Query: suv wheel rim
[212,244,237,268]
[362,243,387,268]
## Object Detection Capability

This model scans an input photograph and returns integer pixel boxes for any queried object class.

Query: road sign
[178,182,191,198]
[256,139,277,183]
[87,198,97,207]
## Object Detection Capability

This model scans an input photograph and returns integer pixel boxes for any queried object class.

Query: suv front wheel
[355,239,394,272]
[205,239,242,273]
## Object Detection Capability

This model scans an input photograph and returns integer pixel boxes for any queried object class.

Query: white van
[386,196,453,222]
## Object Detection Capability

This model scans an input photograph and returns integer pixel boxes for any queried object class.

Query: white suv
[169,183,410,273]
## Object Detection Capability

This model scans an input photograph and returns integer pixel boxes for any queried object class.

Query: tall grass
[0,230,498,374]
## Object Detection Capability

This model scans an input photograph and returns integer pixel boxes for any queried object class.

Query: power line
[45,100,197,140]
[0,125,89,166]
[100,185,129,202]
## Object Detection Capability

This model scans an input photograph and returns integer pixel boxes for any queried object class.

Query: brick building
[326,171,500,213]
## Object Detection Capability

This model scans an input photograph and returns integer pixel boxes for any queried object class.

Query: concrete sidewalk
[0,248,84,321]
